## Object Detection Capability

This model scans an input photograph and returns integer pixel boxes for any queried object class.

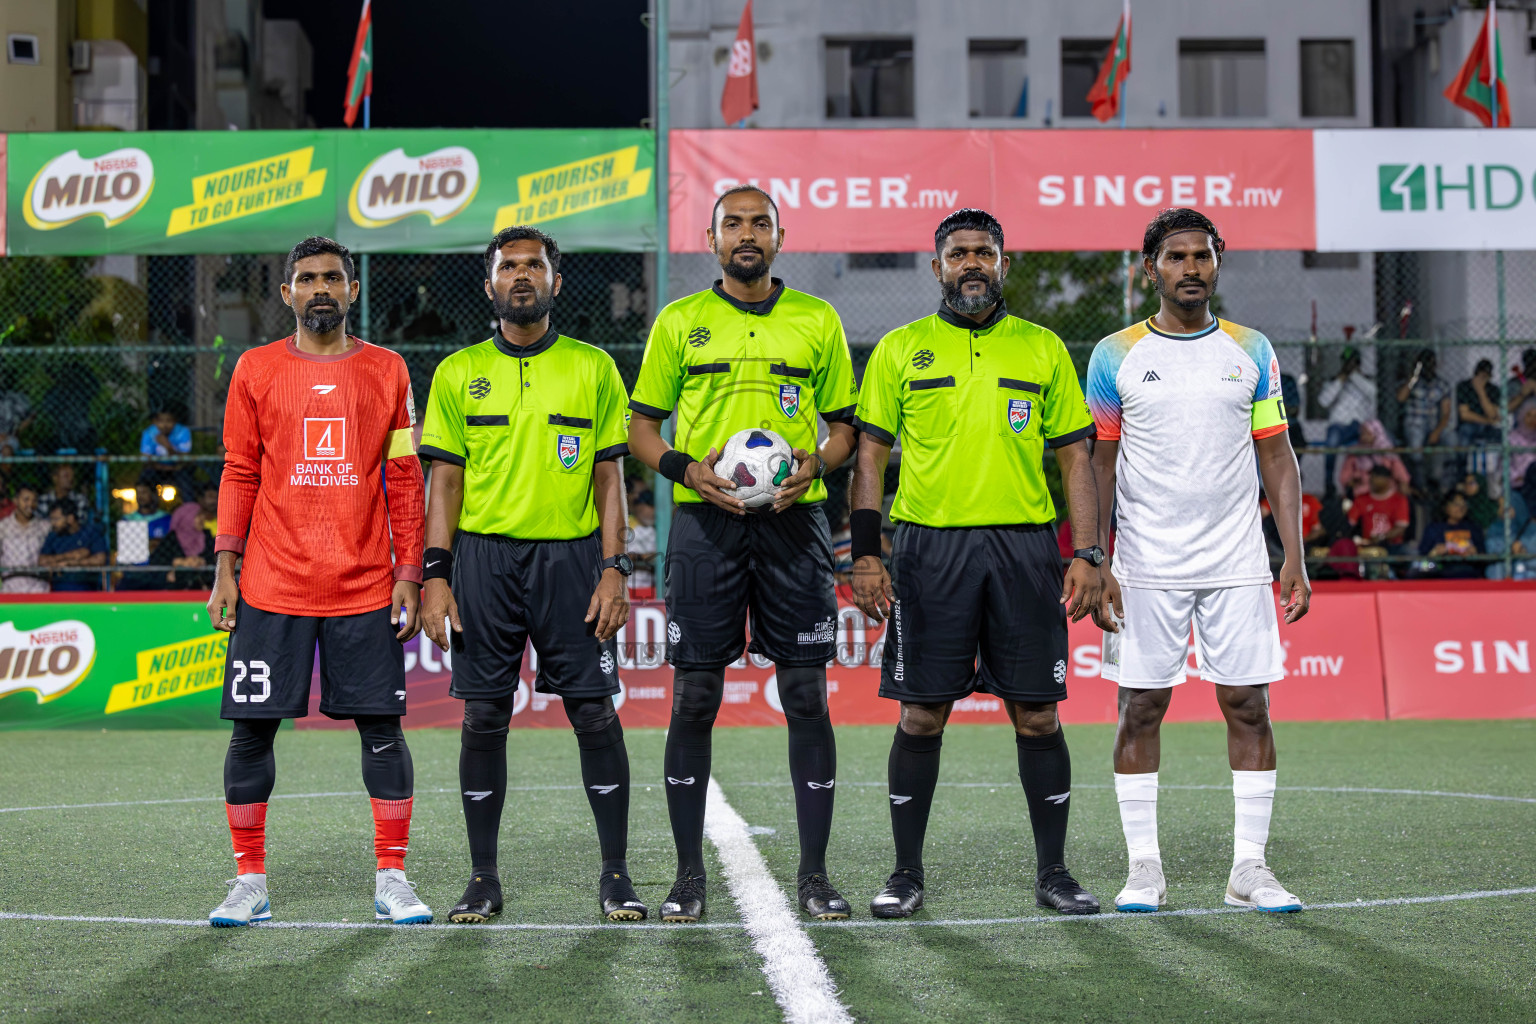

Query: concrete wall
[0,0,73,132]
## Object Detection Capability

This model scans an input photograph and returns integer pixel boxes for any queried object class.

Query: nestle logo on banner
[348,146,480,228]
[1378,163,1528,213]
[24,148,155,230]
[712,177,958,211]
[0,619,96,703]
[1038,174,1282,209]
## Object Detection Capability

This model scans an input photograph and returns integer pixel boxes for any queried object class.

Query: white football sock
[1232,769,1277,865]
[1114,772,1160,864]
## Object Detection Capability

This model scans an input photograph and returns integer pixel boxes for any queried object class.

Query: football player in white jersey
[1086,208,1311,914]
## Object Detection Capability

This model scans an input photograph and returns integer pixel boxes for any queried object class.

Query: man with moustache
[850,208,1106,919]
[419,226,642,924]
[627,185,859,923]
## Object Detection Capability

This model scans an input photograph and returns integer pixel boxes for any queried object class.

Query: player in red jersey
[205,236,431,927]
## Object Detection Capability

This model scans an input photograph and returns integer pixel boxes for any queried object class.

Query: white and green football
[717,428,797,508]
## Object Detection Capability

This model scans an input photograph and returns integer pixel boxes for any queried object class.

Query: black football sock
[223,718,281,804]
[1017,728,1072,878]
[888,726,943,880]
[664,669,724,878]
[778,665,836,879]
[565,696,630,876]
[356,715,413,800]
[460,697,513,875]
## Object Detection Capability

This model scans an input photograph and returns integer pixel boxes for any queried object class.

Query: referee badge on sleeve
[557,433,580,468]
[779,384,800,418]
[1008,398,1032,434]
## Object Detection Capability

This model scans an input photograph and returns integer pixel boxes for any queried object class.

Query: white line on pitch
[5,783,1534,816]
[2,886,1532,934]
[704,776,854,1024]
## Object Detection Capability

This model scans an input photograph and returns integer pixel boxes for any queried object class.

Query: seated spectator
[39,505,109,591]
[1339,466,1412,577]
[1486,496,1536,580]
[139,407,196,497]
[1261,493,1328,561]
[627,491,656,597]
[0,487,51,593]
[1337,419,1411,498]
[1512,398,1536,513]
[1457,359,1503,478]
[1416,492,1485,579]
[171,484,218,561]
[123,483,162,521]
[37,463,92,524]
[1454,473,1499,531]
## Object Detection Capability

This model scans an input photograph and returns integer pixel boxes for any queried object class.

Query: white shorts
[1101,584,1284,689]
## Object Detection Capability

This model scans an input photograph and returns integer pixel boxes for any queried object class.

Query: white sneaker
[210,874,271,927]
[375,868,433,924]
[1114,858,1166,913]
[1225,860,1302,913]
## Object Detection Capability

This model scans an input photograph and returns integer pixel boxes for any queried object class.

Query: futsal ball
[717,428,797,508]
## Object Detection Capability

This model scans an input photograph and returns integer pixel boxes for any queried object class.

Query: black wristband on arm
[850,508,883,561]
[422,547,453,582]
[659,449,697,486]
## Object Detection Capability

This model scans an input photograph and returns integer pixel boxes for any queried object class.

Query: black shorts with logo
[448,530,620,701]
[880,522,1069,705]
[664,502,837,671]
[220,597,407,720]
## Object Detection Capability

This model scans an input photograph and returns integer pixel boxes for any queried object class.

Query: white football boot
[1114,858,1167,913]
[209,874,271,927]
[1225,860,1302,913]
[375,868,433,924]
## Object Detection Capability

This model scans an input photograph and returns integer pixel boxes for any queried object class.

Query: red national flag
[1443,1,1510,128]
[1086,0,1132,123]
[343,0,373,128]
[720,0,758,126]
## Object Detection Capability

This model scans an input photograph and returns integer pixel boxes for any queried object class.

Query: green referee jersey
[419,327,629,540]
[629,278,858,506]
[854,301,1094,528]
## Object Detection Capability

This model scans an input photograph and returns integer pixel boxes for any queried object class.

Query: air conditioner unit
[70,39,91,72]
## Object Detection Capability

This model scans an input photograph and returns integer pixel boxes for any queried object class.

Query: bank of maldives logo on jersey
[304,418,346,459]
[1008,398,1032,434]
[780,384,800,418]
[557,433,580,468]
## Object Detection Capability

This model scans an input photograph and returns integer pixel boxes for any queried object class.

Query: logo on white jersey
[304,417,346,459]
[1221,364,1244,383]
[311,384,337,395]
[1142,370,1160,382]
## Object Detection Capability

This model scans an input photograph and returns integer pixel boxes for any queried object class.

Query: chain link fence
[0,247,1532,589]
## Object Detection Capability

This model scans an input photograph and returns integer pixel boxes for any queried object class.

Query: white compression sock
[1232,769,1277,865]
[1114,772,1160,864]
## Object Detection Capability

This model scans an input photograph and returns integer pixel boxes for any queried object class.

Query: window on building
[825,39,914,119]
[1302,251,1360,270]
[1060,39,1111,118]
[1300,39,1355,117]
[969,39,1028,118]
[848,252,917,270]
[1179,39,1266,118]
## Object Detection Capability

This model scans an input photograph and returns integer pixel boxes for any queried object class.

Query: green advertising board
[0,600,227,729]
[3,128,656,256]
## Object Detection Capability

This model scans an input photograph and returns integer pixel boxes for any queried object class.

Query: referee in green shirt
[850,209,1109,919]
[418,226,646,925]
[628,185,859,923]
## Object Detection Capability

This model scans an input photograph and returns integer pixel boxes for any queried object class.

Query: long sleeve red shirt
[216,336,424,617]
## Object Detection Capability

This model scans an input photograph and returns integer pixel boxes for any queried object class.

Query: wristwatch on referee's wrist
[811,453,826,479]
[1072,546,1106,567]
[600,554,634,577]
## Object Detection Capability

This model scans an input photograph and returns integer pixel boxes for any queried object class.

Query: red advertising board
[1376,589,1536,719]
[668,129,1316,254]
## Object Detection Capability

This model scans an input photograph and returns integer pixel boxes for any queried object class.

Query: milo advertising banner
[3,128,655,255]
[0,599,227,730]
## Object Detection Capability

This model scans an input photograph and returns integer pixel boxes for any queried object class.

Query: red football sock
[372,797,412,870]
[226,802,267,875]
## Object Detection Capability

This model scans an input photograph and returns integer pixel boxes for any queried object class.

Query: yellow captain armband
[1251,396,1288,437]
[386,427,417,459]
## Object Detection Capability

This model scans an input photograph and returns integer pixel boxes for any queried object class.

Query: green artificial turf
[2,721,1533,1023]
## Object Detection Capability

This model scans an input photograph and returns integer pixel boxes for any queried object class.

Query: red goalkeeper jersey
[215,337,425,617]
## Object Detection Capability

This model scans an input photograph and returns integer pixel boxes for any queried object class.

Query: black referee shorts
[220,597,407,720]
[880,522,1069,705]
[664,502,837,671]
[448,530,620,701]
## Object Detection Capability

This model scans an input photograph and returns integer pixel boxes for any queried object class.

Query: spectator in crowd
[0,486,50,593]
[627,491,657,597]
[1337,419,1411,498]
[0,390,34,450]
[1396,348,1452,492]
[120,490,216,591]
[1512,398,1536,513]
[1416,491,1485,579]
[1280,372,1307,452]
[1456,359,1503,477]
[37,463,92,524]
[1486,493,1536,580]
[1349,465,1412,551]
[139,406,196,496]
[39,504,108,591]
[1509,347,1536,412]
[122,483,162,521]
[1318,346,1375,496]
[1454,472,1499,531]
[1262,493,1328,561]
[170,483,218,561]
